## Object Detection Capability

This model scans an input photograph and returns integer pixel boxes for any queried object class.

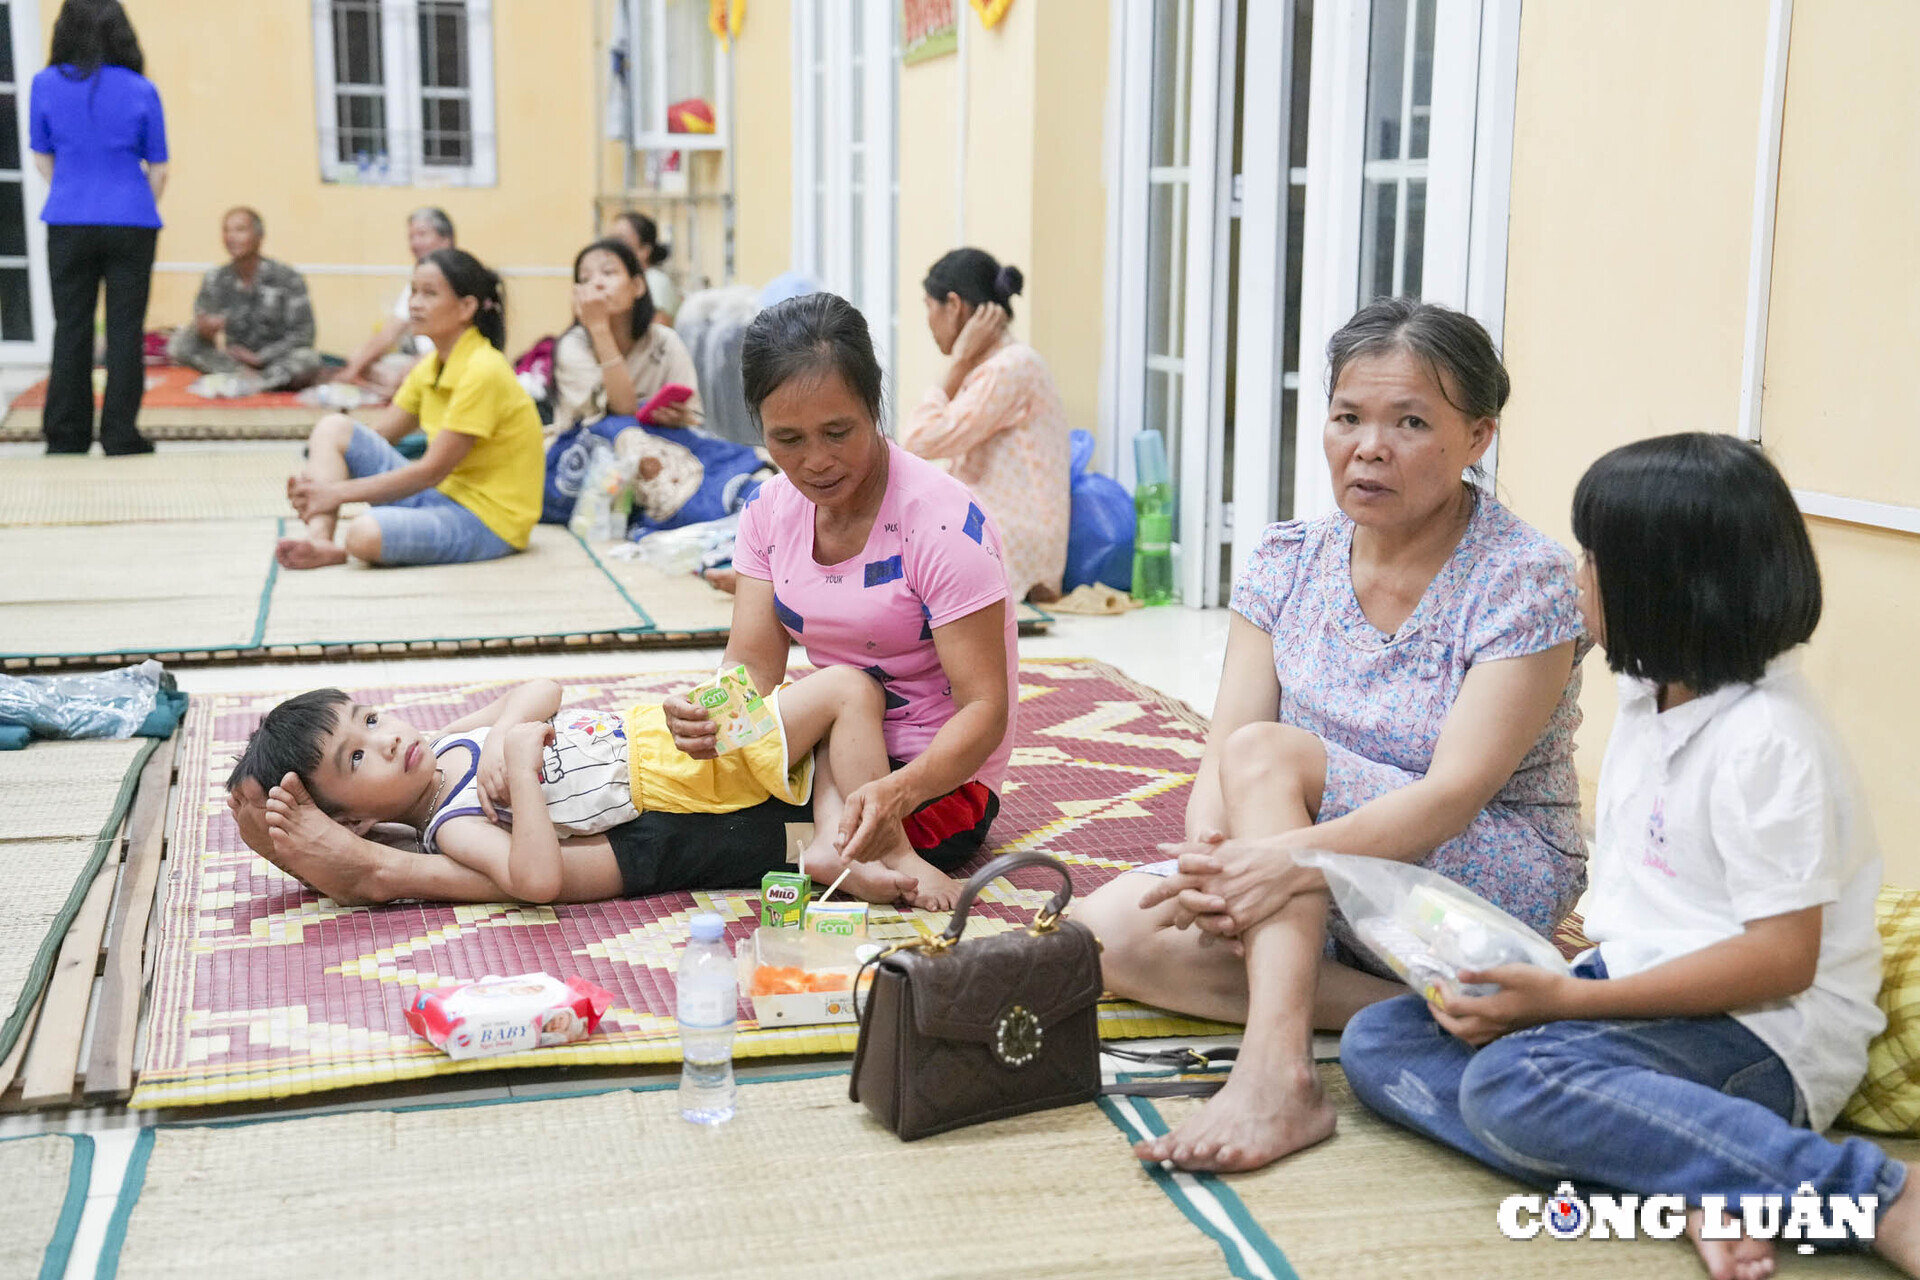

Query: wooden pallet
[0,734,179,1109]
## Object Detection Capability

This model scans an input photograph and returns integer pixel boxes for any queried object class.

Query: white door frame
[2,0,51,365]
[791,0,897,380]
[1291,0,1522,521]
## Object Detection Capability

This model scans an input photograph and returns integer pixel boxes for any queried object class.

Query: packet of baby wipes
[1293,850,1570,1006]
[687,663,777,753]
[405,973,614,1060]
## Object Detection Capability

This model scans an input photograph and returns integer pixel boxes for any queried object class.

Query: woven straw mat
[108,1074,1230,1280]
[0,449,299,525]
[0,1136,79,1278]
[1150,1066,1916,1279]
[0,520,278,658]
[0,739,148,1051]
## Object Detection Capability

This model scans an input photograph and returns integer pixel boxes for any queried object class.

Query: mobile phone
[637,382,695,422]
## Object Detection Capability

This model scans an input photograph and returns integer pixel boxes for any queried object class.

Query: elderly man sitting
[167,207,320,390]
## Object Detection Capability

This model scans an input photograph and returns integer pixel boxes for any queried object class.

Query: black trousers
[44,223,158,453]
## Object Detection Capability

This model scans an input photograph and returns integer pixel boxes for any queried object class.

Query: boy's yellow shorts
[623,692,813,816]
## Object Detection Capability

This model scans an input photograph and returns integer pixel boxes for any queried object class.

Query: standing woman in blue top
[29,0,167,455]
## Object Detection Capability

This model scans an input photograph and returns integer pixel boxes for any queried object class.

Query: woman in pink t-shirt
[662,293,1020,910]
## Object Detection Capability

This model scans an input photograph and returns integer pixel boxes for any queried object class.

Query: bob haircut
[570,238,655,338]
[50,0,143,77]
[1572,432,1821,694]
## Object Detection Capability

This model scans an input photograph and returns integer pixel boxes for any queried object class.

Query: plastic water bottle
[677,913,738,1124]
[1132,429,1175,606]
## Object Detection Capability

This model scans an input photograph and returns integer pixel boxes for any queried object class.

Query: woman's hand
[836,774,915,864]
[1431,966,1579,1047]
[1139,830,1328,938]
[951,302,1008,371]
[287,473,344,520]
[574,283,613,335]
[646,399,701,428]
[662,693,719,759]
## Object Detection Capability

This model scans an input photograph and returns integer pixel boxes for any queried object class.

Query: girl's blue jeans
[1339,957,1905,1221]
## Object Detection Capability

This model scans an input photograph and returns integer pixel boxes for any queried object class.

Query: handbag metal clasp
[1029,905,1063,935]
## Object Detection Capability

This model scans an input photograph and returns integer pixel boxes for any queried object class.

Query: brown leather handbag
[849,851,1103,1140]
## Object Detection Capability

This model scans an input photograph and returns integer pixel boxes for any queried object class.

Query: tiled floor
[0,581,1241,1277]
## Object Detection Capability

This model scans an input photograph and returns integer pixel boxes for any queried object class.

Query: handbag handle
[939,851,1075,945]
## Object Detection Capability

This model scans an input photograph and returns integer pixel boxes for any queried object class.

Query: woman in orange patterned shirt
[903,248,1071,602]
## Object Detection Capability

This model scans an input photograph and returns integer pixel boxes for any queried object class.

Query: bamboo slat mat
[0,449,301,525]
[102,1073,1233,1280]
[1138,1067,1910,1278]
[0,520,279,662]
[0,739,154,1064]
[0,1134,91,1280]
[133,660,1230,1108]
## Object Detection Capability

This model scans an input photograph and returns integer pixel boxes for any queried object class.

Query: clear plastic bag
[567,446,636,542]
[1294,850,1570,1004]
[611,513,740,575]
[0,659,165,740]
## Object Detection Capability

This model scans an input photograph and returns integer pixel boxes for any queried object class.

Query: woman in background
[30,0,167,456]
[334,207,457,395]
[902,248,1070,602]
[610,210,680,326]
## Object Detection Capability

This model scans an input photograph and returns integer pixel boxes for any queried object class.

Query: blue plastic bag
[1063,429,1135,592]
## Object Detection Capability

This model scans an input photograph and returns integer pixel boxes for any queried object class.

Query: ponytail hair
[923,247,1024,321]
[425,248,507,350]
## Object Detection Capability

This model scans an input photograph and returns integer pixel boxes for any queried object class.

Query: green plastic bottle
[1132,430,1175,606]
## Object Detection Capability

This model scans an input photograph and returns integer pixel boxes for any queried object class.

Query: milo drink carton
[688,664,778,754]
[760,871,811,929]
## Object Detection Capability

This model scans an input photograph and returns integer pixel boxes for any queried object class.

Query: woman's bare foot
[701,567,738,594]
[276,536,348,569]
[1687,1208,1777,1280]
[876,847,963,912]
[1135,1058,1336,1173]
[801,845,917,905]
[1874,1165,1920,1276]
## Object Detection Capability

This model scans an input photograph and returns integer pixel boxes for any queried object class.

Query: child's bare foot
[801,846,916,905]
[1136,1056,1335,1173]
[275,536,348,569]
[1687,1208,1777,1280]
[877,847,963,912]
[1874,1166,1920,1276]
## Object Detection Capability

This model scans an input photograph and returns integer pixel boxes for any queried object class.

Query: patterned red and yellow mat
[135,660,1231,1108]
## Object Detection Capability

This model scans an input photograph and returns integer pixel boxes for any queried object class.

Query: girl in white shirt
[1340,433,1915,1278]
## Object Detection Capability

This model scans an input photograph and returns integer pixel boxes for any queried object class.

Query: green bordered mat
[100,1070,1253,1280]
[0,1133,93,1280]
[0,737,158,1066]
[0,519,1050,668]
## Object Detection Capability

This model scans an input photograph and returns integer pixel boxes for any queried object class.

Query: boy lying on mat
[222,669,949,909]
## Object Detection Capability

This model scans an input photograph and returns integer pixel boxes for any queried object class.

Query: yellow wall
[731,0,792,289]
[68,1,599,357]
[1500,0,1920,883]
[1497,0,1768,814]
[895,0,1107,436]
[1761,0,1920,875]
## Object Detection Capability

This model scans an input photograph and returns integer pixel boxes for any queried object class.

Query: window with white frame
[619,0,728,152]
[1357,0,1435,301]
[792,0,897,379]
[312,0,497,186]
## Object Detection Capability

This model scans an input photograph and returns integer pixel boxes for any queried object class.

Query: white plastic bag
[1294,850,1570,1004]
[567,445,635,542]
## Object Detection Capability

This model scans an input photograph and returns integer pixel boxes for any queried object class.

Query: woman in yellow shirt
[277,249,544,569]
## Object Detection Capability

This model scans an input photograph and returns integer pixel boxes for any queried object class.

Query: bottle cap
[689,913,725,943]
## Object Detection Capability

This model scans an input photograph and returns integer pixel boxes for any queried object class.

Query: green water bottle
[1132,430,1175,606]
